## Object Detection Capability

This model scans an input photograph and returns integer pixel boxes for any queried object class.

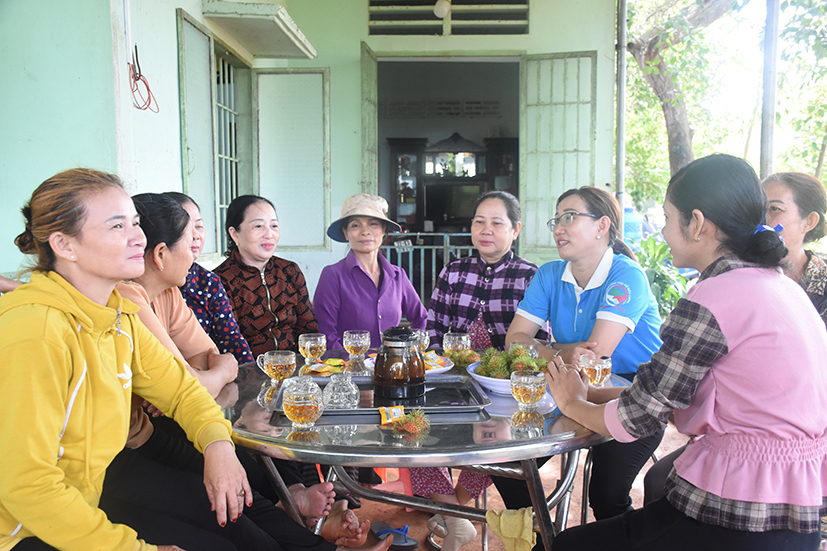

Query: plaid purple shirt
[619,255,827,533]
[426,251,548,350]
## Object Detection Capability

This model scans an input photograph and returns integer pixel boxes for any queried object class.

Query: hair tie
[754,224,783,235]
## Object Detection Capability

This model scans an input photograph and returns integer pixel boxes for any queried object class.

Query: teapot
[373,326,425,399]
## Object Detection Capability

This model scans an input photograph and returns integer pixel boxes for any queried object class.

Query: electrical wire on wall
[124,0,159,112]
[128,45,158,112]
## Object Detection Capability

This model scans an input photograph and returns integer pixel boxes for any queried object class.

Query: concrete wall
[0,0,616,289]
[279,0,616,291]
[0,0,118,273]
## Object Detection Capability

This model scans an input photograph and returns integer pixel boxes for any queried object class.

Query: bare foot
[322,500,369,547]
[336,529,393,551]
[289,482,335,525]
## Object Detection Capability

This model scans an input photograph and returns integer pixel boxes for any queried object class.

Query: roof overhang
[202,1,316,59]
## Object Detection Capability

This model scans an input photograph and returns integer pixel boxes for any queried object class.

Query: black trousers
[552,496,820,551]
[100,418,336,551]
[643,444,686,505]
[148,415,306,505]
[492,430,663,550]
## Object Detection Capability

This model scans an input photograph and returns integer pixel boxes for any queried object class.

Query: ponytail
[667,154,788,268]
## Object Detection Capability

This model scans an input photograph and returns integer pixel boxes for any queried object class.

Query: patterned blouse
[214,250,318,357]
[179,263,254,363]
[426,251,548,350]
[801,250,827,326]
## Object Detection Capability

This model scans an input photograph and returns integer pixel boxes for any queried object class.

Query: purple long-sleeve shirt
[313,251,427,349]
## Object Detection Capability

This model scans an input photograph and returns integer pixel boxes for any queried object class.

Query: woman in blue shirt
[499,186,664,527]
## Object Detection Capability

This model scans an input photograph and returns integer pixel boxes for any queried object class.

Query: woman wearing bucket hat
[313,193,427,350]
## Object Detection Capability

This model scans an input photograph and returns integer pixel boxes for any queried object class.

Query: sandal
[370,521,419,550]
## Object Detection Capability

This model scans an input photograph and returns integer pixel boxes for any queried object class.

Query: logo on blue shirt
[605,282,631,308]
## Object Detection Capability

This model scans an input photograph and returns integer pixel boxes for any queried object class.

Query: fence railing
[381,232,475,306]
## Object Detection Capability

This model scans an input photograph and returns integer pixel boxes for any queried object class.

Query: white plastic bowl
[467,362,513,396]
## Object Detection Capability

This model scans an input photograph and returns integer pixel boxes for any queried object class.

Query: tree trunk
[627,0,747,175]
[629,50,694,174]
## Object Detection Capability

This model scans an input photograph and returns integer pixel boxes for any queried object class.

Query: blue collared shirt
[516,249,662,374]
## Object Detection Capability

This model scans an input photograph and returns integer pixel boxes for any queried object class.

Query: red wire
[128,63,159,113]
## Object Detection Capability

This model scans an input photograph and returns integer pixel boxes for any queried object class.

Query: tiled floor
[352,420,687,551]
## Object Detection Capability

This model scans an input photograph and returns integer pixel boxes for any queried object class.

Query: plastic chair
[580,448,659,524]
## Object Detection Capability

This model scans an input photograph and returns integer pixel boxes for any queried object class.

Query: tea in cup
[510,370,546,411]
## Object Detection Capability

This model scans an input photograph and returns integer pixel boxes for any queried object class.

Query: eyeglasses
[547,212,598,230]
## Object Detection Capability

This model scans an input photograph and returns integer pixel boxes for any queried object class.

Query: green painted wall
[275,0,617,285]
[0,0,117,274]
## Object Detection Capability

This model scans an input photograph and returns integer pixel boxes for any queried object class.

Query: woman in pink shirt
[547,154,827,551]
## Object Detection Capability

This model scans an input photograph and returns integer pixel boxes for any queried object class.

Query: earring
[160,265,164,272]
[596,235,601,240]
[694,237,700,242]
[70,255,75,260]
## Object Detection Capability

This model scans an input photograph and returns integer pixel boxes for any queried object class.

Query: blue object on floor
[371,521,419,550]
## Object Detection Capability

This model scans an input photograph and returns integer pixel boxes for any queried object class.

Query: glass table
[226,362,627,549]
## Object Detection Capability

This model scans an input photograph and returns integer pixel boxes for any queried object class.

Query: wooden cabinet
[387,137,518,233]
[485,137,519,195]
[387,138,427,232]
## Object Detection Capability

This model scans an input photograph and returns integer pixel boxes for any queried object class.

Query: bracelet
[551,349,563,360]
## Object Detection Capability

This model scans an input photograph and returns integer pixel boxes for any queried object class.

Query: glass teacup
[257,350,296,385]
[443,332,471,352]
[510,370,546,411]
[343,329,371,375]
[579,354,612,387]
[282,376,324,429]
[298,333,326,369]
[412,328,430,353]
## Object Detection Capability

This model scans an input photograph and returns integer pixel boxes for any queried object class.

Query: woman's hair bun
[14,206,36,254]
[744,229,788,266]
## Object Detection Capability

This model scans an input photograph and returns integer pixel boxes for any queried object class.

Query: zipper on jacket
[260,270,280,347]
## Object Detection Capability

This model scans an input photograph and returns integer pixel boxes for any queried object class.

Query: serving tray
[271,375,491,426]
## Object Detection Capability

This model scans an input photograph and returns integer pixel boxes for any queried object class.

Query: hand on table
[544,355,589,414]
[559,341,597,366]
[203,440,252,526]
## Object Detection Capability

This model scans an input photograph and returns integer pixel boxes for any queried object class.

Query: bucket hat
[326,193,402,242]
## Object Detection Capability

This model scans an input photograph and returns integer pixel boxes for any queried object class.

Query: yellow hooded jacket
[0,272,234,551]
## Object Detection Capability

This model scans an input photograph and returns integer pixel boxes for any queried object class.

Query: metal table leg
[522,457,555,551]
[255,455,306,527]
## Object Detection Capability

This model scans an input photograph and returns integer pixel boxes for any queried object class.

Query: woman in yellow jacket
[0,169,251,551]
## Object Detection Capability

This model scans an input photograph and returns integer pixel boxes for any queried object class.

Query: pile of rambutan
[475,345,545,379]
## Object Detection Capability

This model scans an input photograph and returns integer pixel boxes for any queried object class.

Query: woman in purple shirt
[314,193,427,349]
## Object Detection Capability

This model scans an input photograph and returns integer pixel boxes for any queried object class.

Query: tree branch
[634,0,745,56]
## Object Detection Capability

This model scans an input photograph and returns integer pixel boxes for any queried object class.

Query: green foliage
[623,0,747,209]
[776,0,827,173]
[625,67,671,211]
[633,236,689,317]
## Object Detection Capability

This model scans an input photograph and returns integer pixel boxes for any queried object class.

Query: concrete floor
[353,420,688,551]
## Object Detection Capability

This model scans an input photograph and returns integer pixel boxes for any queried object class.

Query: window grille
[215,55,238,253]
[369,0,528,36]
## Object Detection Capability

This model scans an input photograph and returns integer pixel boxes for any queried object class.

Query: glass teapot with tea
[373,326,425,399]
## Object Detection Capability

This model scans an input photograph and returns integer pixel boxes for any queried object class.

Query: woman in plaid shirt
[417,191,544,551]
[548,154,827,551]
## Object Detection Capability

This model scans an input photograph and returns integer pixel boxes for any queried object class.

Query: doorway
[377,58,520,232]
